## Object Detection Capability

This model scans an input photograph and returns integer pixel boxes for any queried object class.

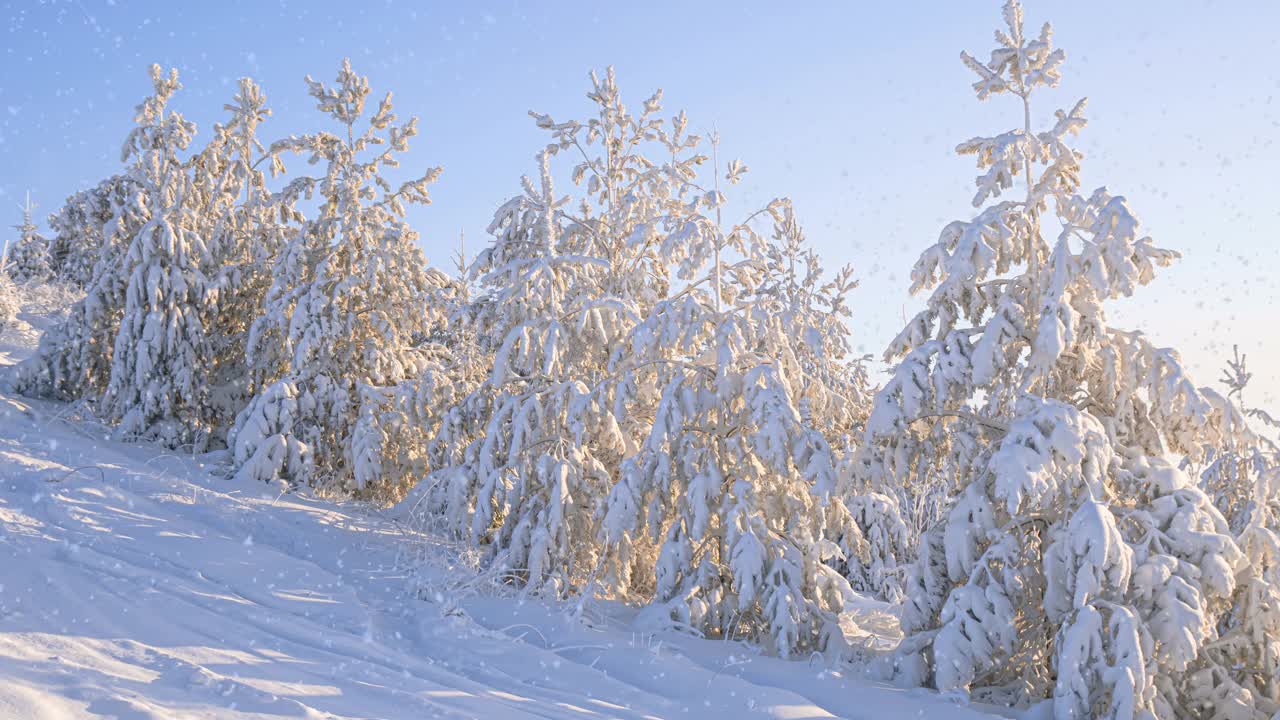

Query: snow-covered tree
[368,241,494,508]
[840,491,912,602]
[415,70,706,593]
[1195,347,1280,534]
[17,68,286,451]
[349,261,467,503]
[0,246,18,331]
[6,193,51,283]
[46,175,141,288]
[1200,484,1280,719]
[408,69,877,657]
[862,4,1266,717]
[102,65,213,447]
[1191,349,1280,718]
[419,147,633,594]
[602,200,874,657]
[190,77,289,442]
[230,59,444,493]
[102,71,288,450]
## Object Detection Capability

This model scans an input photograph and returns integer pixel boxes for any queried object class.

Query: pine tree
[230,59,443,493]
[103,65,211,447]
[861,4,1263,717]
[602,200,873,657]
[1195,347,1280,533]
[407,69,879,656]
[423,146,630,594]
[1192,350,1280,718]
[6,193,51,283]
[45,175,141,289]
[100,72,285,450]
[16,68,285,452]
[349,261,465,503]
[0,243,18,331]
[192,77,287,442]
[415,70,703,593]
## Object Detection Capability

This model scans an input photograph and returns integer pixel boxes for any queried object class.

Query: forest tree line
[2,3,1277,719]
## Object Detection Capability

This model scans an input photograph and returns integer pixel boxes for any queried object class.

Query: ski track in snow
[0,383,1003,719]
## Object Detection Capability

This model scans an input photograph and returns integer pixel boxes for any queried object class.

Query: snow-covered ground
[0,292,1002,720]
[0,282,76,367]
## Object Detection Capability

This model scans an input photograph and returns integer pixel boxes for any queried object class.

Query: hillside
[0,301,1000,719]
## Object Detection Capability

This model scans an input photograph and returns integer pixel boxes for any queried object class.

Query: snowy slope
[0,310,1005,720]
[0,282,76,368]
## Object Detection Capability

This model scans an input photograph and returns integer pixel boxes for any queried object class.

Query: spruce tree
[6,193,51,283]
[416,71,705,593]
[231,59,443,492]
[191,77,286,441]
[0,243,18,331]
[412,70,879,658]
[861,4,1266,717]
[46,175,140,289]
[103,65,210,447]
[602,201,873,657]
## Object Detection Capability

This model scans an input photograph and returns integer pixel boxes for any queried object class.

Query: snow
[0,282,76,368]
[1,5,1267,716]
[0,331,1003,719]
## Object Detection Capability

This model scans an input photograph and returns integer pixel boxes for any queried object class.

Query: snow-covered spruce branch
[905,411,1009,433]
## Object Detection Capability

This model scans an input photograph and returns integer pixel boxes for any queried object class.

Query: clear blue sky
[3,1,1278,406]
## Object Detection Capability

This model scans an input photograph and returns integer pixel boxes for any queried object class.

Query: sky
[2,0,1278,406]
